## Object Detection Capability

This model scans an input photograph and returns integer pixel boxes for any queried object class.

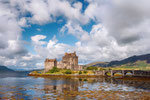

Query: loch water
[0,76,150,100]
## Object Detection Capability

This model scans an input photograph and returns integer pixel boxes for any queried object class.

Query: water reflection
[0,76,150,99]
[43,78,80,100]
[44,78,78,92]
[100,77,150,91]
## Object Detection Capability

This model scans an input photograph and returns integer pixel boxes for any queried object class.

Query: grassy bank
[29,67,98,77]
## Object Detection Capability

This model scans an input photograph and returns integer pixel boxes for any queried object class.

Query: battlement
[45,58,56,62]
[64,51,76,57]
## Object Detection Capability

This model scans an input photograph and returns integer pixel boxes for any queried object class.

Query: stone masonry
[44,58,57,72]
[44,52,82,72]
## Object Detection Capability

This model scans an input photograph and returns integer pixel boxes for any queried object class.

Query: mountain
[108,54,150,67]
[0,66,31,77]
[88,53,150,67]
[0,66,15,73]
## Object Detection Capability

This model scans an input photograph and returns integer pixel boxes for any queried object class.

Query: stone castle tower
[44,58,57,72]
[61,52,78,70]
[44,52,82,72]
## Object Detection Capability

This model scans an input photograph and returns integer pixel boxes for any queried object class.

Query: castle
[44,52,82,72]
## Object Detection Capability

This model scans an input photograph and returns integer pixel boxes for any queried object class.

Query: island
[28,52,102,77]
[29,52,150,77]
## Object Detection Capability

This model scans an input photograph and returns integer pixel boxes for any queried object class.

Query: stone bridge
[94,70,150,77]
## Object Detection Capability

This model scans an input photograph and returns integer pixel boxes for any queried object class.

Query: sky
[0,0,150,70]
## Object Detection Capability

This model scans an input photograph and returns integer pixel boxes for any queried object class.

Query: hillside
[87,53,150,68]
[0,66,15,73]
[108,54,150,67]
[86,62,108,67]
[0,66,31,77]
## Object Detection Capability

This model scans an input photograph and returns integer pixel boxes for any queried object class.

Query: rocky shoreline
[28,73,103,78]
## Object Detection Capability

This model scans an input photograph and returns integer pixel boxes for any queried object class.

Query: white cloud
[1,0,150,70]
[85,0,150,44]
[0,0,90,69]
[0,0,29,70]
[18,17,28,27]
[31,35,47,45]
[60,22,150,64]
[47,0,89,24]
[60,21,90,42]
[32,35,71,60]
[0,1,27,60]
[27,0,51,24]
[30,24,129,64]
[8,0,89,25]
[37,28,41,31]
[26,0,150,67]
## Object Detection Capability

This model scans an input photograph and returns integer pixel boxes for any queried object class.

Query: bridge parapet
[134,70,150,77]
[94,70,150,77]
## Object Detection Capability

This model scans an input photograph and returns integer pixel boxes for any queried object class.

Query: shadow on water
[0,71,30,78]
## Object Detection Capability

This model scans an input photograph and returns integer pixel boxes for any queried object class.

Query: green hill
[110,61,150,70]
[86,62,108,67]
[86,53,150,70]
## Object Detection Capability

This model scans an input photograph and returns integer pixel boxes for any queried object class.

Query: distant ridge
[0,66,15,73]
[87,53,150,67]
[0,66,31,77]
[86,62,108,67]
[108,54,150,67]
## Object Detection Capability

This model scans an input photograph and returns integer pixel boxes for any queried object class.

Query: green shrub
[79,78,82,81]
[79,71,82,74]
[99,68,104,71]
[65,69,72,74]
[83,70,87,74]
[49,66,59,73]
[86,66,98,70]
[108,68,112,70]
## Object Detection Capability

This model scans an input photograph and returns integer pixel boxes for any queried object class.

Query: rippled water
[0,76,150,99]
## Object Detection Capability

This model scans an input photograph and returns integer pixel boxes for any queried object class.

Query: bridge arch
[124,70,134,76]
[103,70,135,77]
[112,70,134,77]
[104,71,111,76]
[112,71,123,76]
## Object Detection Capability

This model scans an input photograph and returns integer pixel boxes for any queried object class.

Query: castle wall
[44,60,57,72]
[57,61,65,69]
[44,52,82,71]
[62,53,78,70]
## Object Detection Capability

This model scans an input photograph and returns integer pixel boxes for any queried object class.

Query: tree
[65,69,72,74]
[79,71,82,74]
[49,66,59,73]
[87,66,98,70]
[83,70,87,74]
[99,68,104,71]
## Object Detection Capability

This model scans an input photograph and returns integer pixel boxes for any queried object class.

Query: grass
[30,69,95,75]
[98,61,150,71]
[110,61,150,70]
